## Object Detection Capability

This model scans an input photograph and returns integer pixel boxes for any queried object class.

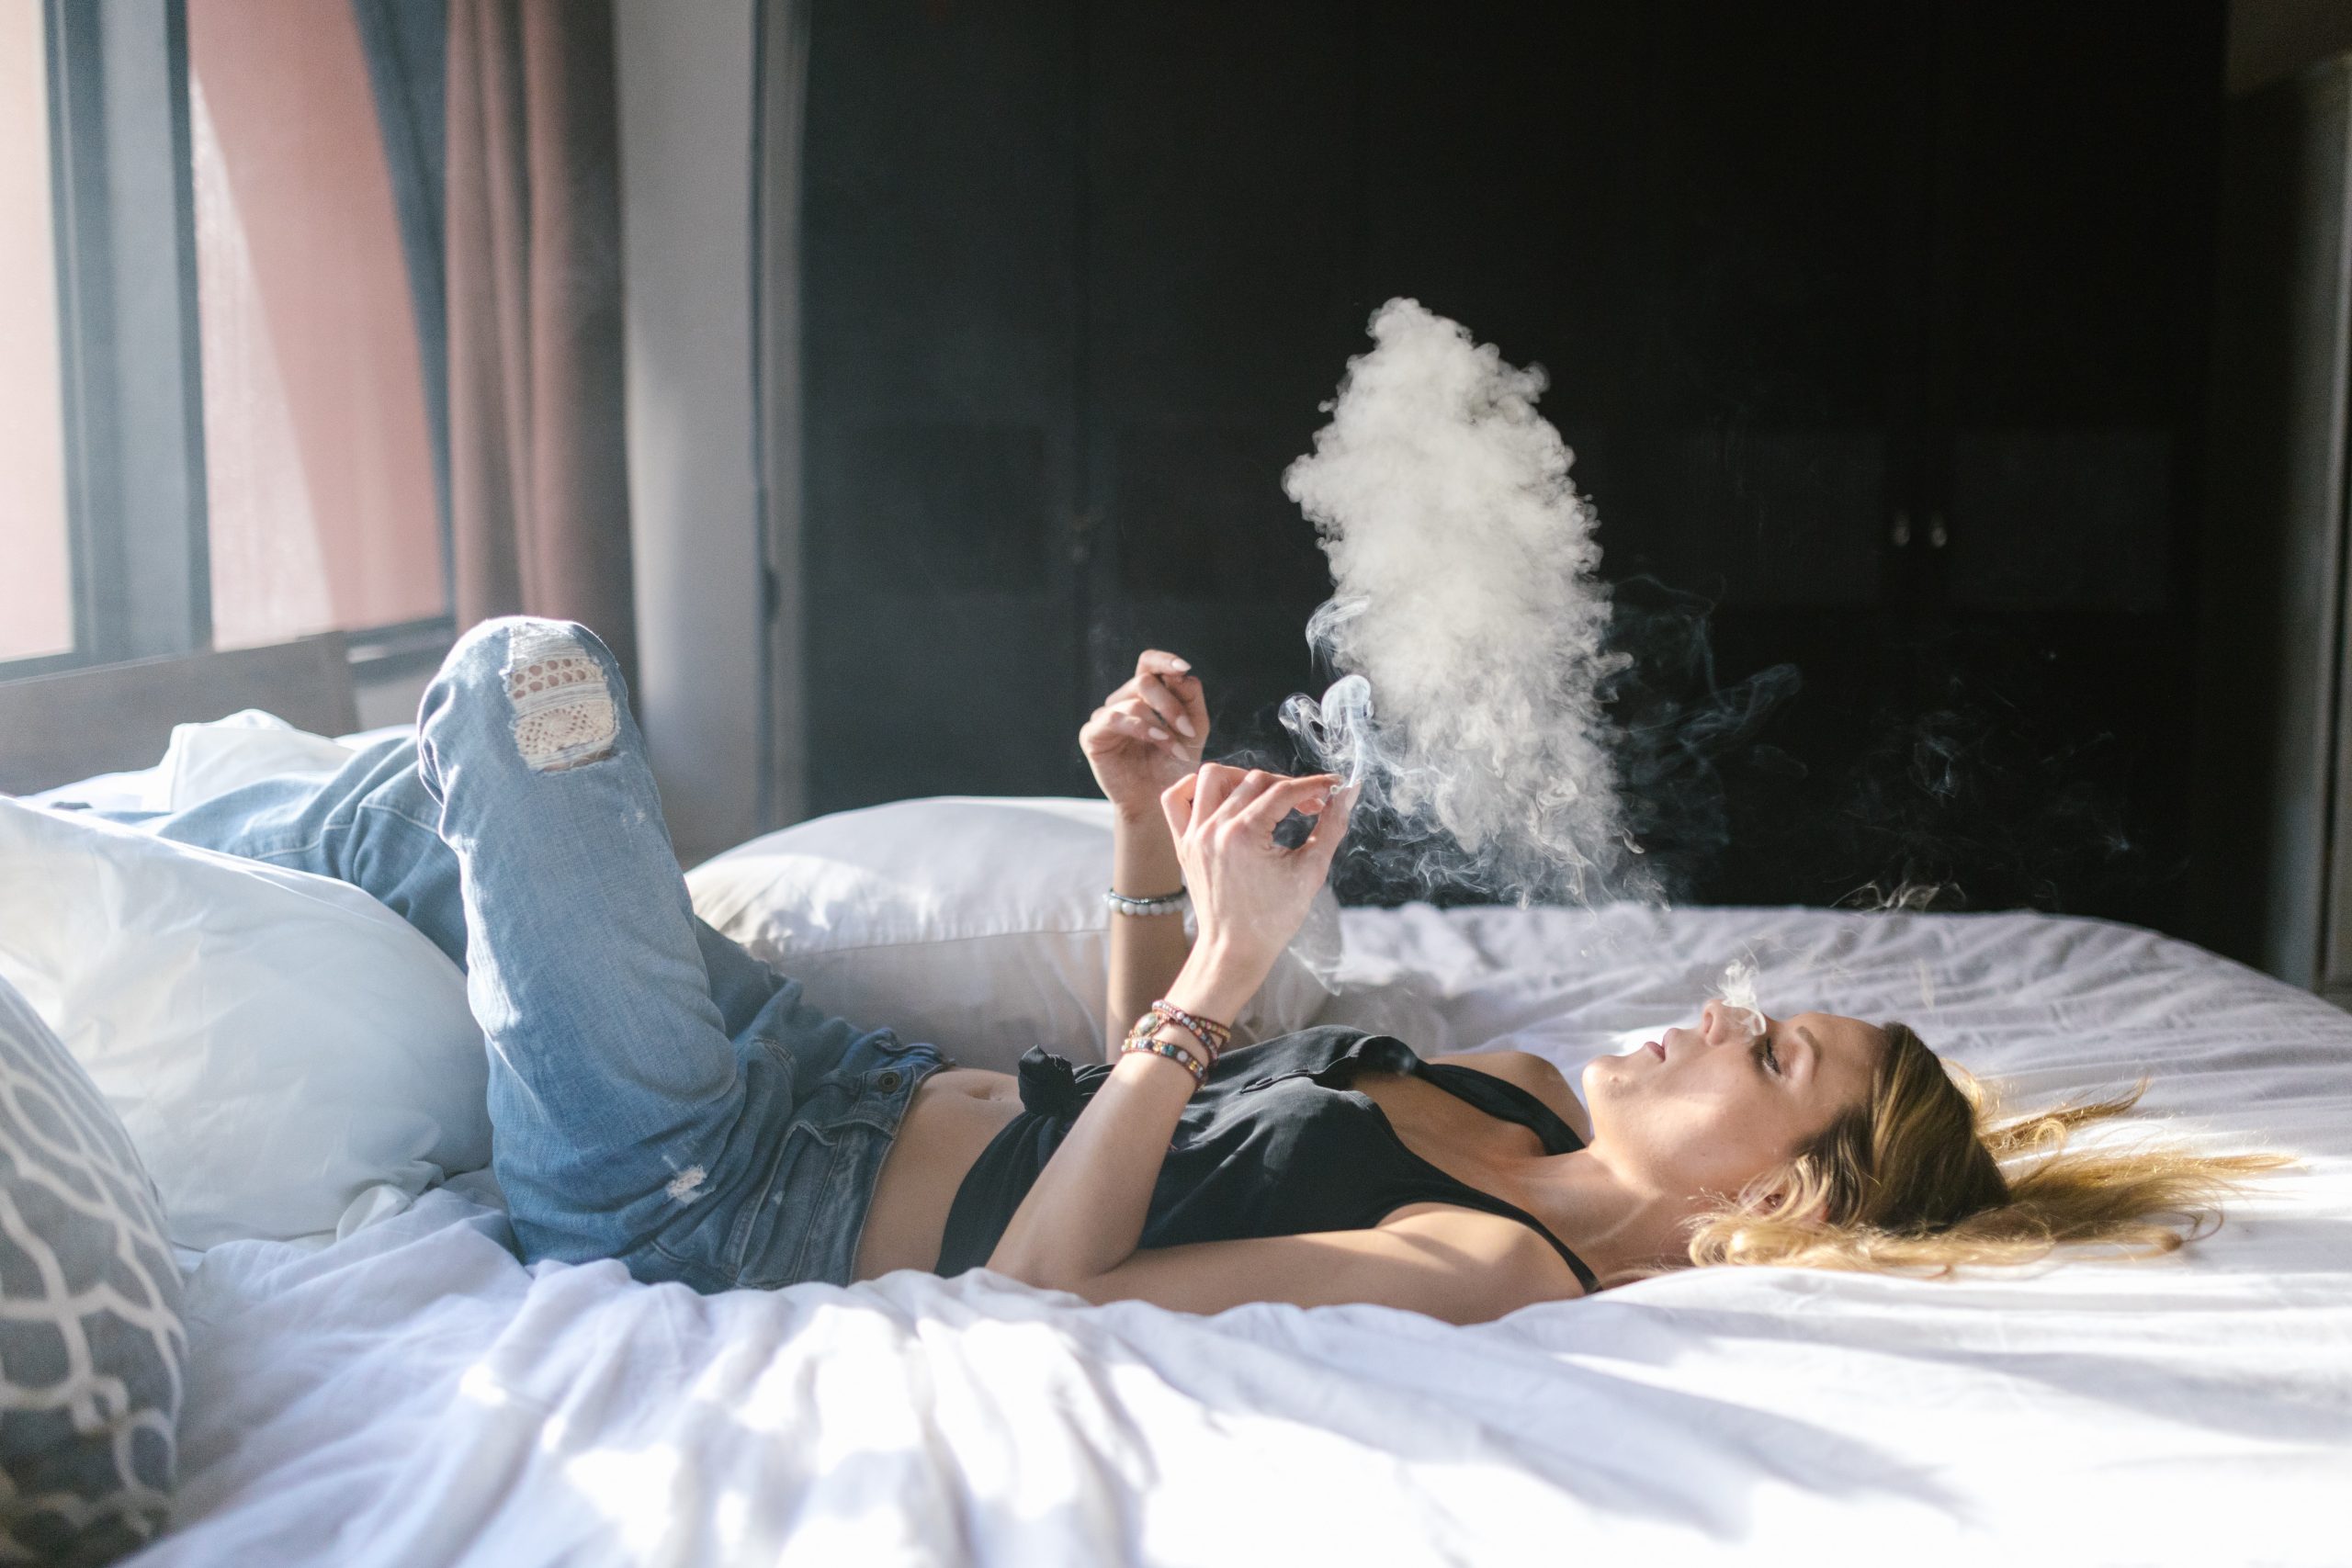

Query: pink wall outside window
[0,0,75,663]
[189,0,444,649]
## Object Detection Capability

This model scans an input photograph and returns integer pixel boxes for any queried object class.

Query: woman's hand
[1158,764,1354,1013]
[1081,650,1209,821]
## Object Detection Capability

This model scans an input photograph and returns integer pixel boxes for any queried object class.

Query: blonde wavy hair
[1683,1023,2290,1274]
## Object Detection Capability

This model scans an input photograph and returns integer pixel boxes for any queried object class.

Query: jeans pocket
[724,1118,847,1289]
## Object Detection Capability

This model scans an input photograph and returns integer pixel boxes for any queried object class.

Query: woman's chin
[1581,1052,1634,1097]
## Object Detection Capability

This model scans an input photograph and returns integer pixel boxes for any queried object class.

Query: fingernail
[1148,727,1170,740]
[1174,716,1196,738]
[1170,658,1191,671]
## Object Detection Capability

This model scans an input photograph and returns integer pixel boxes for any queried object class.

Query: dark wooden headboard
[0,635,358,796]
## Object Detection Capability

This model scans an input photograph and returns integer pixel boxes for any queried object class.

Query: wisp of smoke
[1281,299,1650,907]
[1715,953,1766,1039]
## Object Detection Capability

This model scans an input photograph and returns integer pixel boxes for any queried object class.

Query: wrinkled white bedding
[130,905,2352,1566]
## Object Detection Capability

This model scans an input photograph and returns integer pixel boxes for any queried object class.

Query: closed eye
[1754,1036,1782,1077]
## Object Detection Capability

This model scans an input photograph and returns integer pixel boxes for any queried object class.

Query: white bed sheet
[129,905,2352,1566]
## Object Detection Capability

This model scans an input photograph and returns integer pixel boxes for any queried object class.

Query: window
[0,0,448,678]
[0,0,73,663]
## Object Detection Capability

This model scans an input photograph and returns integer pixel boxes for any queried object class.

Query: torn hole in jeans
[503,627,617,772]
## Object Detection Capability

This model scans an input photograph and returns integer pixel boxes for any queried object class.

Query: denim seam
[643,1235,739,1294]
[234,799,443,869]
[780,1133,851,1286]
[356,800,444,837]
[823,1099,910,1134]
[752,1035,800,1078]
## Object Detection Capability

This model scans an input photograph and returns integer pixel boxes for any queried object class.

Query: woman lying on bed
[140,619,2267,1324]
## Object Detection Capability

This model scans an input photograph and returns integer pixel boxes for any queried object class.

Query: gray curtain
[441,0,636,689]
[350,0,452,606]
[349,0,636,694]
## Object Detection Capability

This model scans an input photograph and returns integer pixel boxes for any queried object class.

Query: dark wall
[801,1,2224,925]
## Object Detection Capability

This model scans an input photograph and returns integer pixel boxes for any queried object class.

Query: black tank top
[935,1025,1600,1294]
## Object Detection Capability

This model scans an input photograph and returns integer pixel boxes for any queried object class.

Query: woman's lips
[1645,1040,1665,1060]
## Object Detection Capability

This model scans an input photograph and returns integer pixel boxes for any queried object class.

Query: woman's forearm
[990,946,1260,1290]
[1104,810,1192,1057]
[999,763,1346,1296]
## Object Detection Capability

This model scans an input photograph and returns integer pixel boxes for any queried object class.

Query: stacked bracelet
[1148,998,1231,1063]
[1118,998,1233,1093]
[1121,1009,1199,1073]
[1104,886,1189,918]
[1119,1034,1205,1087]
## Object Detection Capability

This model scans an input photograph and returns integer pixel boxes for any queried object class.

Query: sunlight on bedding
[115,903,2352,1566]
[560,1447,684,1562]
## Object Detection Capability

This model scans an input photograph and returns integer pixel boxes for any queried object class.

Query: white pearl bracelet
[1104,886,1189,918]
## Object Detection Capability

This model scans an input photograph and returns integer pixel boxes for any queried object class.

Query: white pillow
[156,708,358,809]
[0,798,491,1248]
[686,796,1341,1074]
[28,710,402,816]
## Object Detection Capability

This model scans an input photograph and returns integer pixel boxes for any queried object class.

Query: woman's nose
[1702,999,1763,1043]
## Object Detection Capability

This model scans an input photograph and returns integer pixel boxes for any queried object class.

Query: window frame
[6,0,454,685]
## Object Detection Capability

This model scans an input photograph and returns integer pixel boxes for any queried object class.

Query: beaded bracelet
[1121,1007,1186,1062]
[1121,1001,1230,1096]
[1119,1033,1205,1087]
[1148,998,1231,1063]
[1104,886,1189,918]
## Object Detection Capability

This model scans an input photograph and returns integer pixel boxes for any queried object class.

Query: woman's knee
[430,617,628,774]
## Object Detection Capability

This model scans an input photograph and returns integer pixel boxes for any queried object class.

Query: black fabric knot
[1014,1046,1088,1121]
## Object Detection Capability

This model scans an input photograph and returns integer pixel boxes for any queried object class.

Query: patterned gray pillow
[0,976,185,1566]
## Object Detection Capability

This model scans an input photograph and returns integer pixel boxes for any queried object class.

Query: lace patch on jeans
[503,627,617,772]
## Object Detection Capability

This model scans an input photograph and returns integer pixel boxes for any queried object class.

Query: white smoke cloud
[1281,299,1651,906]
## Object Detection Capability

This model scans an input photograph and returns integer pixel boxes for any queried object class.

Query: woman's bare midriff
[850,1065,1025,1280]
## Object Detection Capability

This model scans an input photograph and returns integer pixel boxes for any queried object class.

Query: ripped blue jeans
[130,618,944,1290]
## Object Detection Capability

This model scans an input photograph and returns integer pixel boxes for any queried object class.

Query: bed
[5,676,2346,1565]
[123,904,2352,1565]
